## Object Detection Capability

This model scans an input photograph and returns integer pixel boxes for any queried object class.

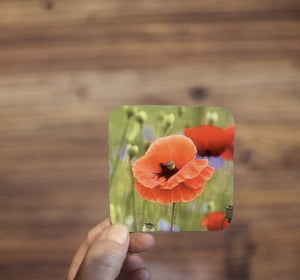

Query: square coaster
[109,106,234,232]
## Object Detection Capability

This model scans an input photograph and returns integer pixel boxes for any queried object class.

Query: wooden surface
[0,1,300,279]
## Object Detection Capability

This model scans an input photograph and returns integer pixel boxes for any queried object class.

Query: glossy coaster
[109,106,234,232]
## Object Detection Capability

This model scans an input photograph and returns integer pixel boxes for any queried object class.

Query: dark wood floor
[0,1,300,279]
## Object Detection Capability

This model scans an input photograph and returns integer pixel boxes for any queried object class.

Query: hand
[67,219,155,280]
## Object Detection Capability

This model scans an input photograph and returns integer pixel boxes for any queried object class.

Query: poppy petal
[145,135,197,168]
[184,166,214,189]
[133,135,215,204]
[225,125,235,140]
[201,216,208,227]
[160,159,209,190]
[220,125,235,160]
[132,154,166,188]
[201,211,229,230]
[220,147,234,160]
[184,125,233,157]
[136,181,205,204]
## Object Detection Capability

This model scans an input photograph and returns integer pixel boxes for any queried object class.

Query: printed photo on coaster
[109,106,234,232]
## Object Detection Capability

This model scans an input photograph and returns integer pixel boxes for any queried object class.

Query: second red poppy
[184,125,235,160]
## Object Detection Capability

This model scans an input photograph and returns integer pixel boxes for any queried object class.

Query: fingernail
[107,224,129,244]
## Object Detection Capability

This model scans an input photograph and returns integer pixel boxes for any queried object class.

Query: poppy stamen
[165,161,176,170]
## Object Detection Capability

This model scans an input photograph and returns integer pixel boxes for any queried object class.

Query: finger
[122,254,144,272]
[129,268,151,280]
[116,267,151,280]
[129,233,155,253]
[75,223,130,280]
[67,219,111,280]
[87,218,111,244]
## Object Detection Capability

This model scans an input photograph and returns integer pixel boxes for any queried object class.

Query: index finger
[129,232,155,253]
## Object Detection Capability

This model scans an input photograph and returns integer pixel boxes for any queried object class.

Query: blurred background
[0,1,299,279]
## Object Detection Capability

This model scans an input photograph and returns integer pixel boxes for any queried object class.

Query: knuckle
[89,241,124,265]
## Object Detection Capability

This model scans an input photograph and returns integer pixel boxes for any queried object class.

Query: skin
[67,219,155,280]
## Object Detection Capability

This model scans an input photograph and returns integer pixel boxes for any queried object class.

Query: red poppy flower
[132,135,214,204]
[201,211,229,231]
[220,125,234,160]
[184,125,235,160]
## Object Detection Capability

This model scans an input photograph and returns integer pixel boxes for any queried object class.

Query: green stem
[142,199,147,225]
[138,123,145,155]
[219,215,226,230]
[110,118,131,185]
[170,202,176,232]
[129,160,138,232]
[163,126,172,137]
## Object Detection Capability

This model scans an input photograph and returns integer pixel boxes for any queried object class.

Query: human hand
[67,219,155,280]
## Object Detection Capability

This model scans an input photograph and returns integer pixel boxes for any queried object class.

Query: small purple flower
[157,219,180,232]
[144,126,155,142]
[196,155,225,170]
[157,219,171,231]
[120,144,127,159]
[173,225,180,232]
[187,201,197,212]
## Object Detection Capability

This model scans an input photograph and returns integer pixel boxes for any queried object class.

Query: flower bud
[206,111,218,125]
[136,111,147,124]
[158,111,165,121]
[124,106,137,119]
[164,113,175,127]
[126,134,135,144]
[125,122,140,144]
[225,205,233,223]
[207,200,215,212]
[127,144,139,159]
[142,222,155,232]
[177,106,186,118]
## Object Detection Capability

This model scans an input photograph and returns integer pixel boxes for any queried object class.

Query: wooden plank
[1,1,299,73]
[0,0,299,279]
[1,0,300,28]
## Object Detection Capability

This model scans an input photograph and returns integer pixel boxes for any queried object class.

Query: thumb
[75,224,129,280]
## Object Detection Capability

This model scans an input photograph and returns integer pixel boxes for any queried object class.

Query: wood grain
[0,1,299,279]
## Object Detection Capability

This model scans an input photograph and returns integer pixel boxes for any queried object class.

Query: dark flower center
[199,149,213,157]
[156,161,179,180]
